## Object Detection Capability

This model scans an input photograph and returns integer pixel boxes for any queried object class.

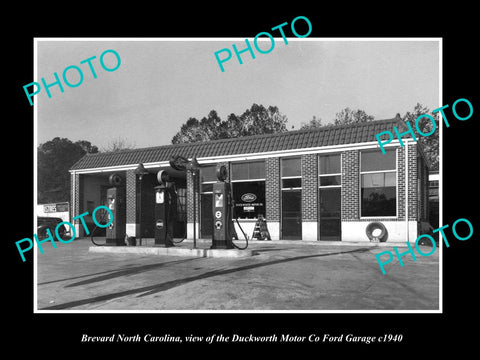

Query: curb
[88,246,256,258]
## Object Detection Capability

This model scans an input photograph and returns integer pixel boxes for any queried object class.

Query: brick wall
[397,147,405,220]
[301,154,318,221]
[265,157,280,222]
[70,173,77,221]
[417,152,429,222]
[393,145,418,221]
[71,173,82,223]
[342,150,359,220]
[407,144,418,221]
[126,170,138,225]
[186,169,200,225]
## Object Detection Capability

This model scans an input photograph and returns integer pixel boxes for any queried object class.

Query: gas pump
[105,173,126,246]
[154,170,176,247]
[211,164,249,250]
[211,164,234,249]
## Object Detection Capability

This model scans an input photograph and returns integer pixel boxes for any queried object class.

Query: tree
[76,140,99,154]
[236,104,288,136]
[299,116,323,130]
[402,103,439,171]
[171,104,288,144]
[38,138,98,203]
[101,137,136,152]
[334,108,375,125]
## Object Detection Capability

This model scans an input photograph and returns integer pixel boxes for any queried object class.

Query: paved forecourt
[36,237,439,311]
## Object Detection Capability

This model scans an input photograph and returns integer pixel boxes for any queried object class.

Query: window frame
[199,164,217,194]
[230,160,266,220]
[318,153,342,188]
[281,156,302,190]
[359,149,398,219]
[231,160,266,181]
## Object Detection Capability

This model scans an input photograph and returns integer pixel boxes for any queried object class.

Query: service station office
[69,116,430,243]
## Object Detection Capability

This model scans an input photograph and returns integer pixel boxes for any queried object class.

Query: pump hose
[90,209,109,246]
[232,218,249,250]
[228,200,249,250]
[172,226,187,244]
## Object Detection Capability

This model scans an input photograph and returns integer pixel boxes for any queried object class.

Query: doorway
[281,190,302,240]
[319,187,341,241]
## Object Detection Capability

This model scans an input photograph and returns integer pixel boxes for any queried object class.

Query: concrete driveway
[36,238,439,311]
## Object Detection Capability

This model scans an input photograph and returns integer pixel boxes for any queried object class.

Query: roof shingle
[70,117,406,171]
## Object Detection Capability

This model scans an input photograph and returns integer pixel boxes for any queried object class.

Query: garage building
[69,115,430,243]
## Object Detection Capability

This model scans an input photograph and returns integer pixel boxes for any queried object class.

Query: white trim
[69,141,405,175]
[281,175,302,190]
[360,169,396,175]
[302,222,317,241]
[230,178,266,183]
[318,174,342,188]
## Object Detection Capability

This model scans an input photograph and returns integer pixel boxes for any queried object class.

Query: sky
[36,39,440,150]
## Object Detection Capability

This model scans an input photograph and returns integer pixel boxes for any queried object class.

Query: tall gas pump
[211,164,234,249]
[154,170,176,247]
[106,173,126,246]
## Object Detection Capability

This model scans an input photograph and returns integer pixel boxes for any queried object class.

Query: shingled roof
[70,117,407,171]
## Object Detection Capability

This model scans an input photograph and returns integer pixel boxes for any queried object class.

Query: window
[281,157,301,189]
[231,161,266,219]
[231,161,265,180]
[429,180,439,198]
[360,149,396,217]
[319,154,341,187]
[200,165,217,193]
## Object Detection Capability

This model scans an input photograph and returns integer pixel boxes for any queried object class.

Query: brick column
[398,144,418,222]
[70,172,82,235]
[125,169,139,237]
[186,169,200,239]
[397,147,406,220]
[407,144,418,221]
[342,150,360,220]
[301,154,318,240]
[265,157,280,239]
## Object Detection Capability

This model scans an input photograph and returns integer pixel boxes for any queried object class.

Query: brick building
[69,116,431,243]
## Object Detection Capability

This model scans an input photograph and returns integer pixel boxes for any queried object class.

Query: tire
[366,222,388,242]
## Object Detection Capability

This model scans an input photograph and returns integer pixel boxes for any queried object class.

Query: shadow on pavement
[40,247,371,310]
[38,258,198,286]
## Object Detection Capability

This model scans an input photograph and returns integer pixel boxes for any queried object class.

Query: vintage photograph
[34,38,441,312]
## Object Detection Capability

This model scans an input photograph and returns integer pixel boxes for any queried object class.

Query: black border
[7,4,479,353]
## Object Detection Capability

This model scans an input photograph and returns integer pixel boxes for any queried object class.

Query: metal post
[134,163,149,247]
[138,179,142,246]
[192,170,197,249]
